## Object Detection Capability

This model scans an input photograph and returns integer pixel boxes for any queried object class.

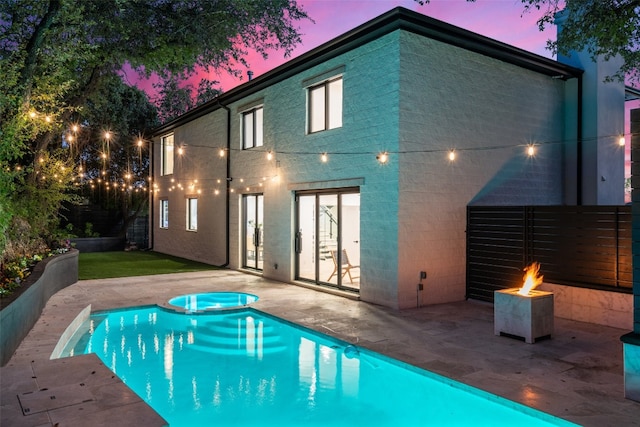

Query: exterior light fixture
[178,146,184,155]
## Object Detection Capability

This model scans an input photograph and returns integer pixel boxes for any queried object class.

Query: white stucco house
[150,7,626,310]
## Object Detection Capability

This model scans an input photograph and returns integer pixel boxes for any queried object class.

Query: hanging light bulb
[619,136,626,147]
[448,150,456,161]
[527,145,536,157]
[321,153,328,163]
[376,152,389,164]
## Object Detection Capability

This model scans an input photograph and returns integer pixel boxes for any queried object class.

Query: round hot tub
[168,292,259,311]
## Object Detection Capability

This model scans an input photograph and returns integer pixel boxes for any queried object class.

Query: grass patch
[79,251,219,280]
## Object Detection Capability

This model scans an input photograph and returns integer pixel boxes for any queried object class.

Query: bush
[0,217,73,298]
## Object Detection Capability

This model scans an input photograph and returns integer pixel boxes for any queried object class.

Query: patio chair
[328,249,360,284]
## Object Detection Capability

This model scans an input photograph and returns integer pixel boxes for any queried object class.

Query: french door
[295,188,360,290]
[243,194,263,270]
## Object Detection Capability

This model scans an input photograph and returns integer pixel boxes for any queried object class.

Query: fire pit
[494,263,554,344]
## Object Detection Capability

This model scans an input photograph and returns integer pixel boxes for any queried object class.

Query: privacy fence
[466,206,632,302]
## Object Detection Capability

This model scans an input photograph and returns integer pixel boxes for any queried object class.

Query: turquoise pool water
[168,292,259,311]
[60,306,578,427]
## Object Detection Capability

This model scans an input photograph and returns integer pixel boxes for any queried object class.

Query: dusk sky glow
[124,0,559,97]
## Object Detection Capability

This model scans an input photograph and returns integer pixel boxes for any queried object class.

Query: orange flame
[517,262,543,296]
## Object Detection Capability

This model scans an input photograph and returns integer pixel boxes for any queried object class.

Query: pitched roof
[154,6,583,135]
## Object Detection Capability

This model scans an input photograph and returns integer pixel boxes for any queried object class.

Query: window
[160,199,169,228]
[187,198,197,231]
[161,134,174,175]
[242,107,263,149]
[308,77,342,133]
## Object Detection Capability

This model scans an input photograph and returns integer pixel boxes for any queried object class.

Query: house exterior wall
[228,32,402,307]
[152,22,575,310]
[152,112,228,265]
[397,32,567,308]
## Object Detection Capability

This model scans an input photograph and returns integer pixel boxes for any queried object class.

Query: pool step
[186,317,287,356]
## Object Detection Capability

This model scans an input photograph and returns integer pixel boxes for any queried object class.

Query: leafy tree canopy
[0,0,309,257]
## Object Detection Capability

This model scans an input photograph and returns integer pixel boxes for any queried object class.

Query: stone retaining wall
[0,250,79,366]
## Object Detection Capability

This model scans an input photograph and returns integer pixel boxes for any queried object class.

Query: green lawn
[79,251,220,280]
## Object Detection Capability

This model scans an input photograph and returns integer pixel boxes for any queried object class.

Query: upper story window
[161,134,174,176]
[160,199,169,229]
[308,77,342,133]
[242,106,263,149]
[186,198,197,231]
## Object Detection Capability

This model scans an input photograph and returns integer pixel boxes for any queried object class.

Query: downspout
[577,74,583,205]
[219,99,231,268]
[149,139,155,250]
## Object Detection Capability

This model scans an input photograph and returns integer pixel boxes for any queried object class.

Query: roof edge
[153,6,583,136]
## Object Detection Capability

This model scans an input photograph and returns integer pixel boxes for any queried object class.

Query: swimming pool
[59,306,578,426]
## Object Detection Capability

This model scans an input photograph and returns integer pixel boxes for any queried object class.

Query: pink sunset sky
[125,0,561,96]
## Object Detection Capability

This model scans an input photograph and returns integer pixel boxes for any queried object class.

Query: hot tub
[168,292,259,311]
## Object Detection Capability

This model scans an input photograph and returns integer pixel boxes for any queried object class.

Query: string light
[376,152,389,164]
[527,145,536,157]
[448,150,456,161]
[267,150,273,161]
[619,136,626,147]
[321,153,328,163]
[219,148,226,157]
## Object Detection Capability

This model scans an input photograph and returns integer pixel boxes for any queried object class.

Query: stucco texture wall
[397,31,567,307]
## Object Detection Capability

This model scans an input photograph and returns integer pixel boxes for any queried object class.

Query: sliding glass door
[295,189,360,290]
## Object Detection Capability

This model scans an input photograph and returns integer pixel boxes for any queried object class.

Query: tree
[155,77,223,124]
[0,0,309,257]
[67,75,159,237]
[522,0,640,84]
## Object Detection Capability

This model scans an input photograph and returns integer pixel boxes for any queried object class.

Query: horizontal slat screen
[467,206,631,302]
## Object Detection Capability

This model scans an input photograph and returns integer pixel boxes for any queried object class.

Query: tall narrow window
[160,199,169,228]
[161,134,174,175]
[187,198,197,231]
[308,77,342,133]
[242,106,263,149]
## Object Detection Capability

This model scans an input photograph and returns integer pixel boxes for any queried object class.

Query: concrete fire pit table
[494,288,554,344]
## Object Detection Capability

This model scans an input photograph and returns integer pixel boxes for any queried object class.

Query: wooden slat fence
[466,206,632,302]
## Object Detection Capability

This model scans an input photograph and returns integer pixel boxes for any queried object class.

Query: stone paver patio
[1,270,639,426]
